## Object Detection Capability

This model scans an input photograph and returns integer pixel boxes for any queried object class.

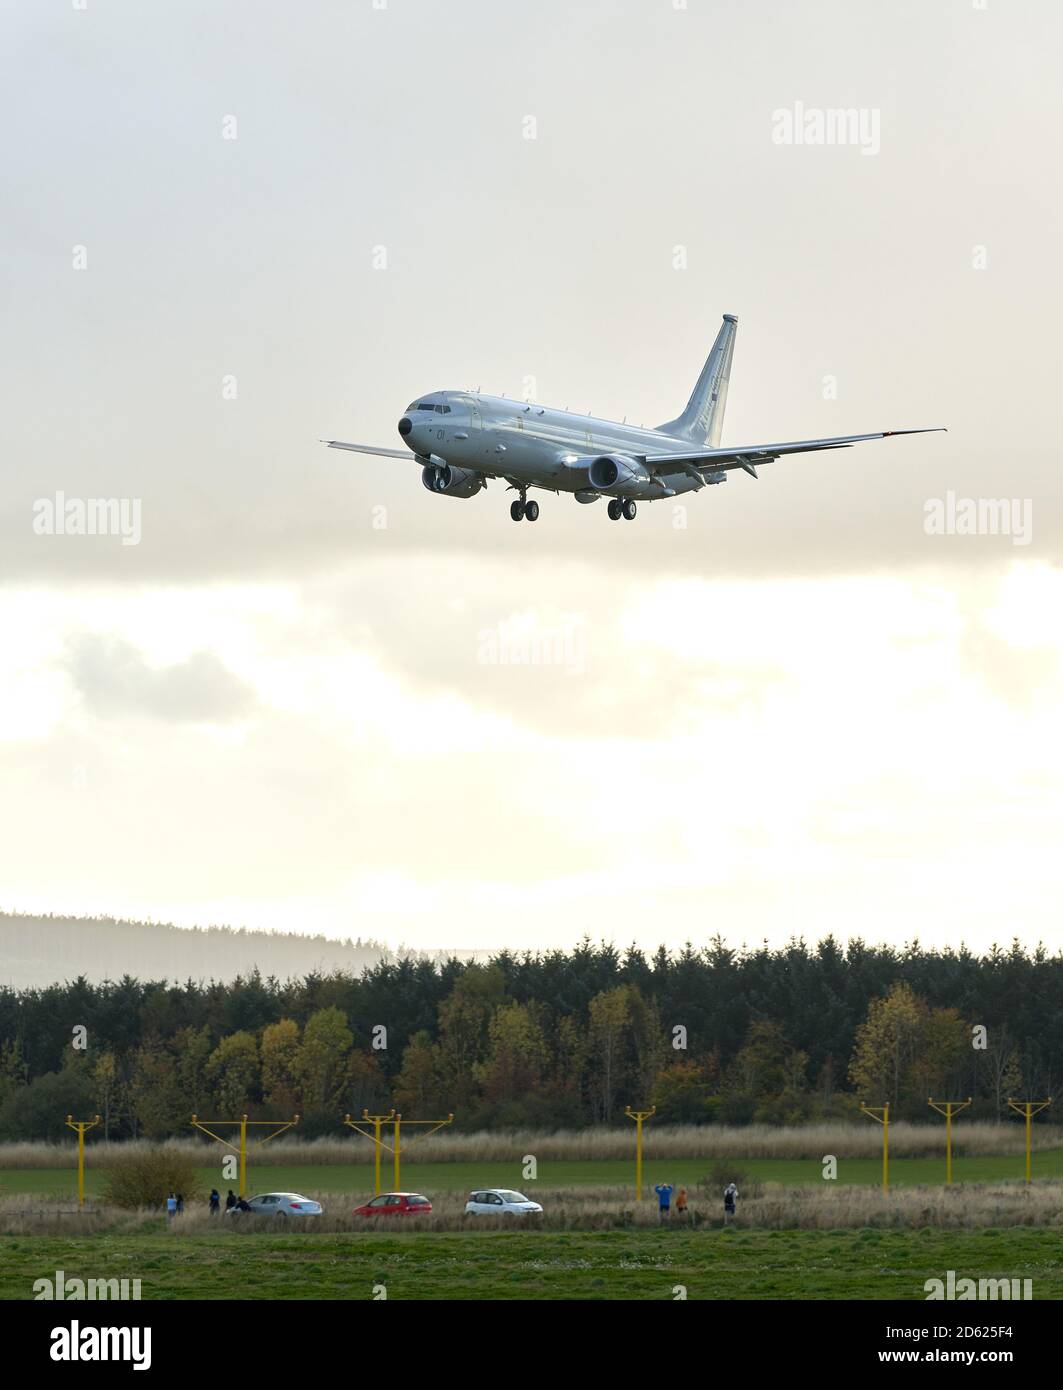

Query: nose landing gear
[607,499,637,521]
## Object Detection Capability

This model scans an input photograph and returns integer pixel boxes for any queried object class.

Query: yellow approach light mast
[343,1111,395,1196]
[343,1111,455,1193]
[927,1098,972,1185]
[624,1105,656,1201]
[390,1113,454,1191]
[189,1114,300,1198]
[858,1102,890,1193]
[1006,1099,1052,1183]
[65,1114,101,1206]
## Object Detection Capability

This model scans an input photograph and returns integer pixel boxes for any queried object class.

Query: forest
[0,910,457,990]
[0,936,1059,1141]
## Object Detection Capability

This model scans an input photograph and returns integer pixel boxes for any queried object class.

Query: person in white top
[723,1182,738,1224]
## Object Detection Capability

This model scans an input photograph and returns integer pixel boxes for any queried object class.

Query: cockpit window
[405,401,450,413]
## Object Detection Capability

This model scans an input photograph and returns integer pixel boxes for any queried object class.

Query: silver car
[226,1191,322,1218]
[465,1189,543,1216]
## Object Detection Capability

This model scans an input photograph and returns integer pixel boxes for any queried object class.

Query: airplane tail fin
[657,314,737,446]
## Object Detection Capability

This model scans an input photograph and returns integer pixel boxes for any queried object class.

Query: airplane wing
[643,428,946,478]
[321,439,414,459]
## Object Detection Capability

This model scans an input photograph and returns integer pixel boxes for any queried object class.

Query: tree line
[0,910,451,991]
[0,937,1059,1141]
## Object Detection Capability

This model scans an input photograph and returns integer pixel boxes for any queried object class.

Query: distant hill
[0,911,481,990]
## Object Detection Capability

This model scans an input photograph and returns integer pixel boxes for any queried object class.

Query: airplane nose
[397,416,412,437]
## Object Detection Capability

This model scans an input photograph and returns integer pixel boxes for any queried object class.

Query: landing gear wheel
[622,499,637,521]
[607,499,623,521]
[510,499,525,521]
[524,500,539,522]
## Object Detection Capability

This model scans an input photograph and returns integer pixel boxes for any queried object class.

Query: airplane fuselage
[325,313,942,523]
[399,391,717,501]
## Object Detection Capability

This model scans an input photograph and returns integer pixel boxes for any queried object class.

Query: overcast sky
[2,0,1061,954]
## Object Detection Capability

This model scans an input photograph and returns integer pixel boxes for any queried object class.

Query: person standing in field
[723,1182,738,1224]
[209,1188,220,1216]
[675,1186,689,1222]
[654,1182,674,1224]
[166,1192,177,1223]
[225,1189,236,1212]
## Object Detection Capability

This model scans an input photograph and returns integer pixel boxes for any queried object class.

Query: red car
[353,1192,433,1217]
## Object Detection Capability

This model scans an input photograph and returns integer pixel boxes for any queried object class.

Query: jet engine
[587,454,653,497]
[421,463,484,498]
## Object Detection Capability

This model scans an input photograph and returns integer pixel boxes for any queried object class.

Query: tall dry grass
[1,1122,1058,1169]
[0,1193,156,1236]
[4,1180,1061,1235]
[739,1182,1063,1230]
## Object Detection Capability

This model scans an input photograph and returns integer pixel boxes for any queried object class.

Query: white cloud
[1,559,1061,953]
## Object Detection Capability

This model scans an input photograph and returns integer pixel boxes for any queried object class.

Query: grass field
[2,1227,1058,1300]
[5,1135,1059,1301]
[3,1152,1061,1199]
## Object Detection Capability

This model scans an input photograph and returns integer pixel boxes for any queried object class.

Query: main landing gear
[607,499,637,521]
[510,493,539,522]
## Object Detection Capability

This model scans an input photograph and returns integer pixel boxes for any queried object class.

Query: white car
[226,1192,322,1218]
[465,1189,543,1216]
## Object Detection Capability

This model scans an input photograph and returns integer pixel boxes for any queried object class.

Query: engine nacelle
[587,454,653,498]
[421,463,484,499]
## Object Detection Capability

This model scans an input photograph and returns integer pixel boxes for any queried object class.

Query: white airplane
[324,314,943,523]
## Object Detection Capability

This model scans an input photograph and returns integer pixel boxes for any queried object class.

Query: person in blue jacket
[654,1182,674,1223]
